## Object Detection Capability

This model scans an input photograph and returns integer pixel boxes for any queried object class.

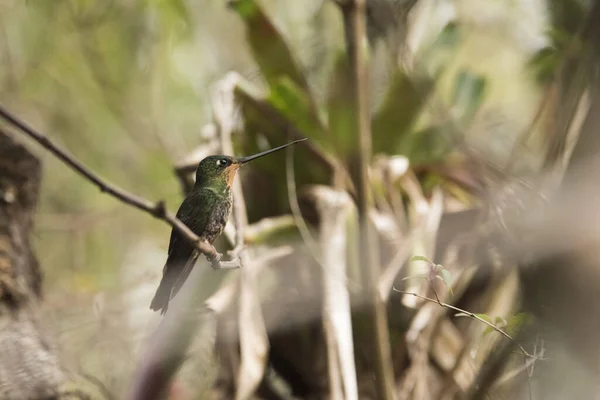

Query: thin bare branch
[394,289,535,359]
[491,339,545,391]
[0,104,224,266]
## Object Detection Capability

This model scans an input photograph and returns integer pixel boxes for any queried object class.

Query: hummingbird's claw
[208,251,223,269]
[220,258,241,269]
[210,255,241,270]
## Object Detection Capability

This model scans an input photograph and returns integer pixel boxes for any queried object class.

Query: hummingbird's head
[195,155,241,189]
[194,138,308,189]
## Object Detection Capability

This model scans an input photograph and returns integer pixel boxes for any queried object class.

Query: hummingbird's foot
[212,251,223,262]
[208,251,223,268]
[210,255,241,270]
[219,258,241,269]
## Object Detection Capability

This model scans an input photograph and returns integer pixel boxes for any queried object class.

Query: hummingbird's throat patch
[226,164,241,186]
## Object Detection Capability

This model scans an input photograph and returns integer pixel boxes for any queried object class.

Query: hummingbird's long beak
[237,138,307,164]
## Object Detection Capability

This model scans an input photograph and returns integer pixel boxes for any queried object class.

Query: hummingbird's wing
[150,188,228,314]
[150,190,212,313]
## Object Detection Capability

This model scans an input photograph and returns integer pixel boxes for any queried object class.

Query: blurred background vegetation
[1,0,598,399]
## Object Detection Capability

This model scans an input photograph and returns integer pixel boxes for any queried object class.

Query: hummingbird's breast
[202,189,233,244]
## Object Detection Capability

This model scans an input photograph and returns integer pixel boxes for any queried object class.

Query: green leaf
[327,53,357,159]
[476,313,494,324]
[434,22,461,47]
[230,0,310,92]
[418,22,462,78]
[483,326,495,335]
[482,318,506,335]
[147,0,193,38]
[506,312,531,336]
[547,0,587,37]
[405,125,454,165]
[494,316,507,328]
[371,70,433,154]
[439,268,453,296]
[411,255,431,263]
[233,80,333,217]
[440,268,451,282]
[452,70,487,122]
[268,77,326,143]
[528,47,559,85]
[233,76,327,154]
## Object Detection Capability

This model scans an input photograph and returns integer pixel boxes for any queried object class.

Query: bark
[0,129,65,399]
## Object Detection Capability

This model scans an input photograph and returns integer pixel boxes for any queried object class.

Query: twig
[0,104,224,266]
[393,289,535,358]
[491,338,544,390]
[398,288,536,400]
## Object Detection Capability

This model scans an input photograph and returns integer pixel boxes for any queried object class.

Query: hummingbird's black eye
[217,158,231,168]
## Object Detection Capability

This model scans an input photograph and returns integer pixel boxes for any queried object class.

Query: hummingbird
[150,138,307,314]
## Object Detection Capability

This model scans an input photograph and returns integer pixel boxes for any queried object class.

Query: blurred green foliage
[0,0,558,395]
[0,0,545,312]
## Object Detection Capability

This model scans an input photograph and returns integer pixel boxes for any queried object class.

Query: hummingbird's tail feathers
[150,278,172,315]
[150,256,198,314]
[150,262,180,314]
[170,256,197,305]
